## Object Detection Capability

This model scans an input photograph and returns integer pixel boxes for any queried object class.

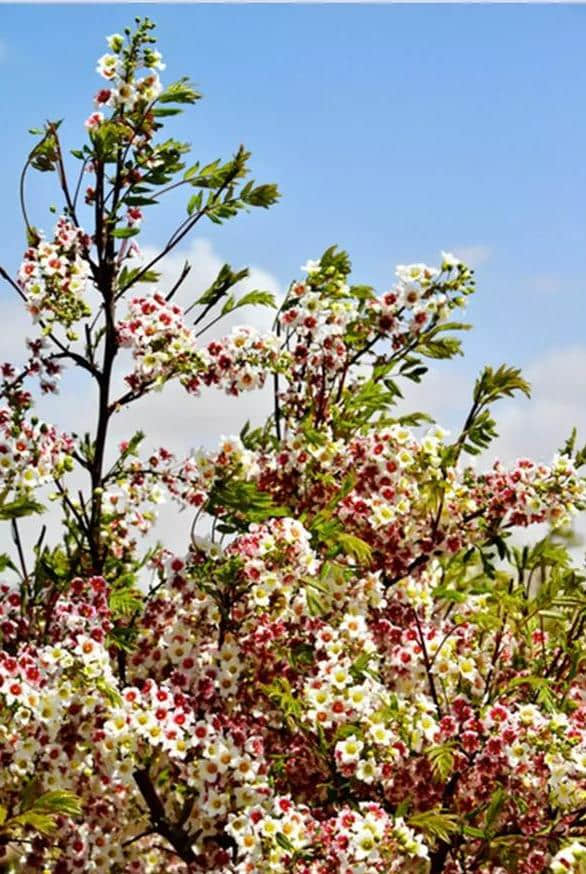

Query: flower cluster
[94,30,165,115]
[118,294,287,400]
[18,217,91,334]
[198,326,286,397]
[278,251,474,427]
[0,403,74,497]
[117,292,208,394]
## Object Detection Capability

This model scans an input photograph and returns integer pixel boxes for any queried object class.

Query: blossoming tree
[0,19,585,874]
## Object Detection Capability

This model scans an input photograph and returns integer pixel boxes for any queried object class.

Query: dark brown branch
[133,767,197,864]
[165,261,191,303]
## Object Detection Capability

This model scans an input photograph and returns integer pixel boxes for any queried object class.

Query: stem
[165,260,191,303]
[10,520,29,593]
[133,768,197,864]
[49,123,80,227]
[273,317,282,442]
[89,274,117,571]
[412,608,442,716]
[88,156,119,573]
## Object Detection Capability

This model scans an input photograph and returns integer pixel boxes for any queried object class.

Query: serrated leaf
[109,588,143,616]
[228,290,277,312]
[241,182,280,208]
[408,810,459,844]
[0,497,45,520]
[13,811,56,835]
[158,78,201,105]
[473,364,531,406]
[31,791,82,818]
[336,532,373,564]
[426,744,455,782]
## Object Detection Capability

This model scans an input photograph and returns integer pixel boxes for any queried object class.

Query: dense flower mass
[18,218,92,334]
[0,18,584,874]
[0,403,74,497]
[117,293,286,399]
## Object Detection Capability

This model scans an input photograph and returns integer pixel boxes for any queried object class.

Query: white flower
[440,251,462,270]
[336,735,364,764]
[97,53,118,80]
[356,758,378,783]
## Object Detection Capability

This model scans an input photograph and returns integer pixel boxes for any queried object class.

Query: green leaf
[484,786,506,835]
[276,832,295,852]
[13,811,56,835]
[31,791,82,818]
[183,162,200,181]
[158,77,201,105]
[225,290,277,313]
[350,652,377,681]
[0,553,17,573]
[473,364,531,407]
[334,722,365,742]
[408,809,459,844]
[206,478,289,531]
[124,196,159,207]
[241,182,280,208]
[152,107,183,117]
[419,337,464,360]
[261,677,302,725]
[191,263,249,314]
[111,226,140,239]
[306,590,327,617]
[0,497,45,521]
[118,266,161,288]
[187,191,203,216]
[7,790,82,837]
[335,532,373,564]
[109,588,143,616]
[426,744,455,782]
[94,676,122,707]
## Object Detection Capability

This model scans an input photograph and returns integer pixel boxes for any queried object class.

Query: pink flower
[84,112,104,130]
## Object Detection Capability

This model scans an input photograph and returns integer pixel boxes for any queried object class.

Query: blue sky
[0,3,585,454]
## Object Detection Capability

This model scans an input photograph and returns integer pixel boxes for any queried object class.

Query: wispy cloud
[453,244,492,268]
[518,274,585,297]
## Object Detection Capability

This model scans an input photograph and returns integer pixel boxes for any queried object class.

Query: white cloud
[452,244,492,268]
[0,292,33,363]
[135,238,282,331]
[400,345,586,468]
[488,345,586,466]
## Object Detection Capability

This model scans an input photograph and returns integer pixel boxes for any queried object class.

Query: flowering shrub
[0,18,584,874]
